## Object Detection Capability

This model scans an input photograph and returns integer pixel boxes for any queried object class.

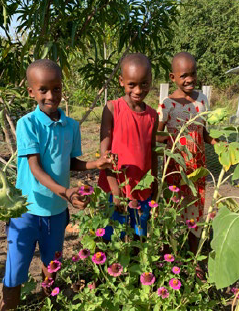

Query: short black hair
[120,53,151,76]
[26,59,62,84]
[171,52,196,72]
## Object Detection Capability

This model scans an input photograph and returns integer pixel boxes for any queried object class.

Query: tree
[170,0,239,87]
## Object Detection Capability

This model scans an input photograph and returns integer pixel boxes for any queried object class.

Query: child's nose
[134,85,142,94]
[46,90,54,100]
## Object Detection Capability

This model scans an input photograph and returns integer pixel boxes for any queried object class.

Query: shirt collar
[35,105,67,127]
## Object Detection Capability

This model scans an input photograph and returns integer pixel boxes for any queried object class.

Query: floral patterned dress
[157,92,209,237]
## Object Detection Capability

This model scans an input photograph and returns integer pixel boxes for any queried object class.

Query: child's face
[27,68,62,117]
[119,64,152,105]
[170,59,197,95]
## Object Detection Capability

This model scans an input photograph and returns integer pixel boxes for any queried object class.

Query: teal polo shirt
[16,105,82,216]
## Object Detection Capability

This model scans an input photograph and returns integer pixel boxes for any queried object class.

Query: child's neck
[170,89,198,104]
[123,96,146,112]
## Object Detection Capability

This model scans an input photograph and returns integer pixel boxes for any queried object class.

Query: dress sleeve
[70,121,82,158]
[16,117,40,157]
[157,98,172,122]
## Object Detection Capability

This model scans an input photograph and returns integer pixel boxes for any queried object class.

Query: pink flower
[169,185,180,192]
[88,282,96,290]
[47,260,61,273]
[186,219,197,229]
[209,211,216,219]
[72,254,80,262]
[92,252,106,265]
[169,278,181,290]
[108,263,123,277]
[172,266,180,274]
[54,251,62,260]
[171,196,180,203]
[41,277,54,288]
[140,272,155,285]
[164,254,175,262]
[96,228,105,237]
[79,248,90,260]
[231,287,239,298]
[78,185,94,196]
[148,200,158,208]
[128,200,141,209]
[51,287,60,296]
[158,287,169,299]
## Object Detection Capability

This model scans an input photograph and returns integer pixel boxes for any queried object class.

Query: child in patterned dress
[157,52,218,256]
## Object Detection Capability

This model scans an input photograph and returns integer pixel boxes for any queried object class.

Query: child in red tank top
[98,53,158,240]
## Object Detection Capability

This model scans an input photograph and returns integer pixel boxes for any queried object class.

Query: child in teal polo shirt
[0,59,112,310]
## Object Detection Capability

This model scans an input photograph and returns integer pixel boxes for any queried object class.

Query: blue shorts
[3,209,69,288]
[104,196,151,241]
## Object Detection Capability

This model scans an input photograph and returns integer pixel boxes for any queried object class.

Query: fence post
[159,83,169,104]
[202,85,212,107]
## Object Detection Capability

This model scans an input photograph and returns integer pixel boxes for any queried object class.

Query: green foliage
[169,0,239,88]
[208,206,239,289]
[0,170,29,221]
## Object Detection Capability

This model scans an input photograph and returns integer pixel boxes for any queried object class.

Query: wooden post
[159,83,169,104]
[202,85,212,107]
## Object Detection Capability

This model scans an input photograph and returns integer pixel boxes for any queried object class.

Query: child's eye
[142,82,148,87]
[54,87,61,92]
[39,88,47,93]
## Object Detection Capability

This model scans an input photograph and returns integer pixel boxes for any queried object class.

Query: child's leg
[1,213,39,310]
[103,195,128,241]
[0,285,21,311]
[38,209,69,295]
[129,197,151,237]
[188,231,198,255]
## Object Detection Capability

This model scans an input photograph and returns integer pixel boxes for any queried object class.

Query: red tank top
[98,97,157,201]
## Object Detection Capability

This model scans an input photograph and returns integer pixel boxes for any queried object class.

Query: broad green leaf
[186,167,209,183]
[209,206,239,289]
[232,164,239,181]
[229,142,239,165]
[131,170,154,193]
[209,129,224,139]
[214,142,227,156]
[164,150,186,170]
[180,169,197,196]
[219,150,230,171]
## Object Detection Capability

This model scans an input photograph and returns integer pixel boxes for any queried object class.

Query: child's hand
[95,155,112,170]
[65,187,90,209]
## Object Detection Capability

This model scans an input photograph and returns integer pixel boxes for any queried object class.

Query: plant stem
[196,167,225,256]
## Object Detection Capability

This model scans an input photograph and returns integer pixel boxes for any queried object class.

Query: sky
[0,14,19,38]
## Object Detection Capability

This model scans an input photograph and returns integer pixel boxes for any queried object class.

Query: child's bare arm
[70,156,112,171]
[156,121,169,143]
[152,117,159,200]
[203,127,219,145]
[27,154,89,209]
[100,102,121,203]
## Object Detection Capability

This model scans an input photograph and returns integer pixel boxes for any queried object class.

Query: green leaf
[209,129,224,139]
[180,169,197,196]
[131,170,154,193]
[209,206,239,289]
[164,150,186,170]
[156,131,169,136]
[232,164,239,181]
[229,142,239,166]
[128,264,142,275]
[186,167,209,183]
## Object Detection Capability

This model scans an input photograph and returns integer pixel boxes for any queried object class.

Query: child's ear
[27,87,35,98]
[169,72,175,82]
[119,75,124,87]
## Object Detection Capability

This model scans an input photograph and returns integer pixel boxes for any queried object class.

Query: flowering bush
[6,109,239,309]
